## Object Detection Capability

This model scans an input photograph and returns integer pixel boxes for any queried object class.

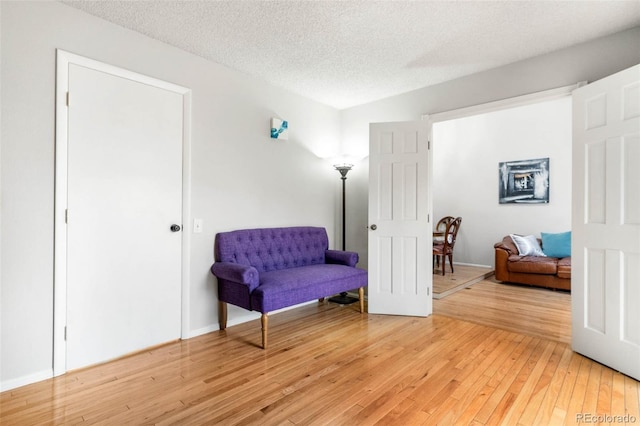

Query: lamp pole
[329,164,358,305]
[336,165,350,250]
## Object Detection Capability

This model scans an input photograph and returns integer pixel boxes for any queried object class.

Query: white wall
[0,2,342,389]
[340,27,640,271]
[432,97,572,266]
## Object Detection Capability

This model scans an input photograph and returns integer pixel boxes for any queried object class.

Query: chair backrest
[435,216,455,233]
[443,217,462,250]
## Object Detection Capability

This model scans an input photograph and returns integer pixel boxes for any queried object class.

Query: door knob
[170,224,181,232]
[369,224,377,230]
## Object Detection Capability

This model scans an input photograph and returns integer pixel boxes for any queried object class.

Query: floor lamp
[329,164,359,305]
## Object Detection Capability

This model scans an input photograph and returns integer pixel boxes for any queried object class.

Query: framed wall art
[499,157,549,204]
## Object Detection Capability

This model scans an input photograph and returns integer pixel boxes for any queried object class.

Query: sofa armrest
[494,236,518,255]
[211,262,260,291]
[494,244,512,281]
[325,249,359,267]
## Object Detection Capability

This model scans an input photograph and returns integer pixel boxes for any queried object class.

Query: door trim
[424,82,585,123]
[423,83,582,303]
[54,50,192,376]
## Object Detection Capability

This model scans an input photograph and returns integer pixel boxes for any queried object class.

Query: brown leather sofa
[494,236,571,291]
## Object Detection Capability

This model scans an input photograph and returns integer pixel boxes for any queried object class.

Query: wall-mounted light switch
[193,218,203,233]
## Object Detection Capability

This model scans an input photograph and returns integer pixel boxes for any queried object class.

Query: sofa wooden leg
[219,301,227,330]
[358,287,365,313]
[318,297,325,303]
[261,313,268,349]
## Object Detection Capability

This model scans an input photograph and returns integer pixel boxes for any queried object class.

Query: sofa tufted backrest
[214,226,329,273]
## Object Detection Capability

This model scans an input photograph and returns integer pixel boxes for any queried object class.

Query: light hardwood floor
[434,276,572,344]
[432,265,494,299]
[2,281,638,425]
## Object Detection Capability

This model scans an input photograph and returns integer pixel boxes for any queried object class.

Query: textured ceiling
[62,1,640,109]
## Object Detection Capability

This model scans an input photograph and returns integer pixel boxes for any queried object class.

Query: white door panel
[572,64,640,380]
[66,63,183,370]
[368,122,431,317]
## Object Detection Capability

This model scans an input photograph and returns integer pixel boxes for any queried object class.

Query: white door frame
[54,50,192,376]
[424,83,585,124]
[424,82,583,293]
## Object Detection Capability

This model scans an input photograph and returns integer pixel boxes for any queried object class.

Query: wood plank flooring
[2,281,638,425]
[434,276,572,344]
[432,265,494,299]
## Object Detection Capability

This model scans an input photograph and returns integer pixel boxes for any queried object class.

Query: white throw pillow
[509,234,546,257]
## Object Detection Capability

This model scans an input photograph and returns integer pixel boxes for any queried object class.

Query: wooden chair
[433,217,462,275]
[433,216,455,243]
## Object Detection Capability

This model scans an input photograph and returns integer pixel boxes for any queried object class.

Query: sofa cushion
[251,264,368,312]
[510,234,546,257]
[507,255,558,275]
[557,257,572,279]
[541,231,571,258]
[325,249,359,267]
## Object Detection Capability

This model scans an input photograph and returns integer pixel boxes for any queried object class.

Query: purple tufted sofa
[210,226,368,348]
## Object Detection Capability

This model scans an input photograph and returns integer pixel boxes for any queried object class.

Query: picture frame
[499,157,549,204]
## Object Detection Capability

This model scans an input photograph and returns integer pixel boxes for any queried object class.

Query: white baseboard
[1,369,53,392]
[453,262,493,269]
[184,300,318,339]
[185,323,221,339]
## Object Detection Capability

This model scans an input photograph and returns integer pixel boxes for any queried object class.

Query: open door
[572,64,640,380]
[368,121,432,316]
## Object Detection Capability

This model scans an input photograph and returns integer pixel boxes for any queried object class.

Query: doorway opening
[428,85,578,340]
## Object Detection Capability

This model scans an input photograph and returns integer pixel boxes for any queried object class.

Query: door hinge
[428,287,430,296]
[66,92,69,107]
[64,326,67,341]
[428,140,431,150]
[65,209,68,224]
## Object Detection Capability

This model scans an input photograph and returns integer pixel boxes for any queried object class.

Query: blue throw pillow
[541,231,571,258]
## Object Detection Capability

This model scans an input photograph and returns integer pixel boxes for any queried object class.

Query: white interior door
[368,121,432,316]
[572,64,640,381]
[65,62,184,370]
